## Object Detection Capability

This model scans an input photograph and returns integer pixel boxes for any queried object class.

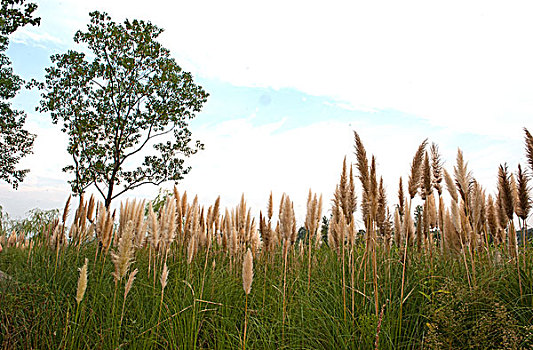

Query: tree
[34,11,209,208]
[0,0,40,189]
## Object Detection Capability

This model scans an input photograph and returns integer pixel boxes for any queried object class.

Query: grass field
[1,129,533,349]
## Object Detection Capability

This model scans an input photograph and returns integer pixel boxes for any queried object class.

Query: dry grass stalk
[398,177,405,218]
[402,199,414,245]
[498,164,515,223]
[430,143,443,196]
[377,178,392,248]
[120,267,139,326]
[470,183,486,247]
[156,263,169,339]
[369,156,379,222]
[353,131,370,223]
[454,149,473,206]
[111,220,136,285]
[124,268,138,301]
[516,164,531,250]
[444,169,458,203]
[267,192,273,222]
[76,258,88,305]
[62,195,71,225]
[374,301,387,350]
[187,234,198,265]
[525,128,533,173]
[496,193,508,244]
[280,194,295,255]
[305,189,322,289]
[157,197,176,254]
[407,139,428,199]
[499,164,517,257]
[427,194,437,229]
[117,199,146,248]
[243,248,254,295]
[95,203,115,254]
[516,164,531,222]
[486,195,499,243]
[394,208,402,246]
[148,203,159,253]
[160,263,169,291]
[421,152,432,200]
[70,194,87,245]
[259,212,270,253]
[242,248,253,350]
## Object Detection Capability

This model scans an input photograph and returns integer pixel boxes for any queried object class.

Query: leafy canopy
[34,11,208,207]
[0,0,40,189]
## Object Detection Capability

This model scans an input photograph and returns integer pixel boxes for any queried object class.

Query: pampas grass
[3,128,533,349]
[111,220,136,285]
[516,164,531,246]
[430,143,443,196]
[525,128,533,173]
[407,139,428,200]
[242,248,253,350]
[76,258,88,306]
[120,268,138,327]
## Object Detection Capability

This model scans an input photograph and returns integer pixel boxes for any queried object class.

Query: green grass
[1,240,532,349]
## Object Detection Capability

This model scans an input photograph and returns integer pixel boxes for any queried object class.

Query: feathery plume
[430,143,443,196]
[427,193,437,229]
[243,248,254,295]
[86,195,95,222]
[398,177,405,217]
[421,152,432,200]
[525,128,533,173]
[486,195,500,243]
[377,178,388,235]
[160,263,169,291]
[76,258,88,305]
[394,208,402,246]
[444,169,458,203]
[267,191,273,221]
[63,195,72,224]
[402,199,415,244]
[187,234,198,264]
[353,131,371,223]
[111,220,136,284]
[353,131,370,194]
[516,164,531,221]
[407,139,428,199]
[498,164,515,221]
[454,149,473,204]
[259,212,269,251]
[148,202,159,251]
[124,268,138,300]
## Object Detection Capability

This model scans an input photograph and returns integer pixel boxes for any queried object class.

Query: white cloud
[3,0,531,224]
[11,28,62,47]
[29,0,533,139]
[1,109,527,226]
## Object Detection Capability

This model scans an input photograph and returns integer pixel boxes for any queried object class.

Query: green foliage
[1,207,59,237]
[2,241,531,349]
[33,11,209,207]
[424,280,525,349]
[146,187,173,215]
[320,215,329,243]
[0,0,40,189]
[0,204,8,234]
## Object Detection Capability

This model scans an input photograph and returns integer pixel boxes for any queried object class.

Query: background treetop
[34,10,209,207]
[0,0,40,189]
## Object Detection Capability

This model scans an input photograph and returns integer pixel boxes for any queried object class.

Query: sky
[1,0,532,226]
